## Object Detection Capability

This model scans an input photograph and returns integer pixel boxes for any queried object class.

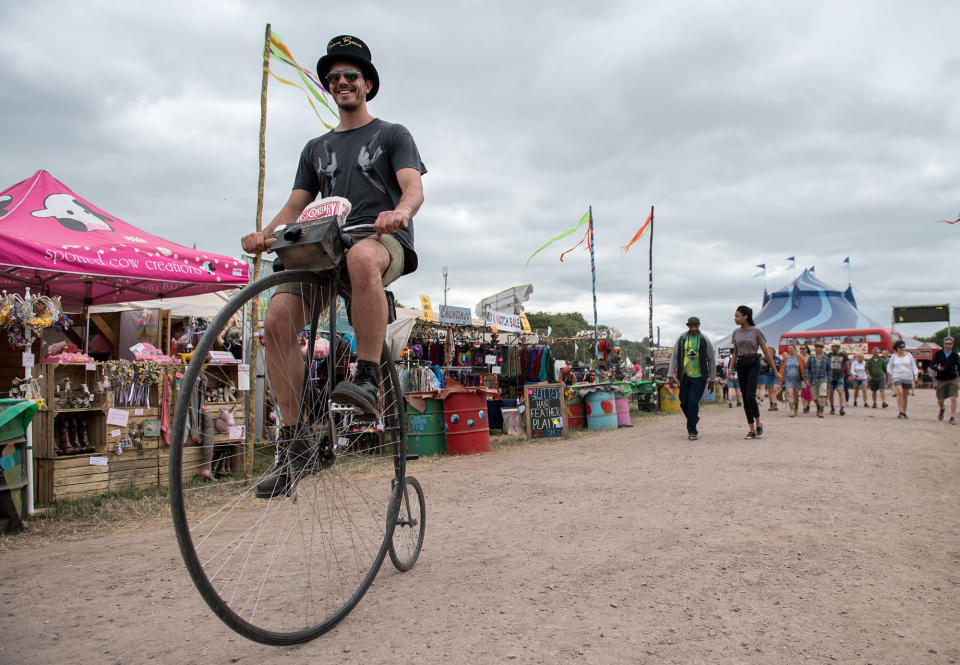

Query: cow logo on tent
[31,193,115,232]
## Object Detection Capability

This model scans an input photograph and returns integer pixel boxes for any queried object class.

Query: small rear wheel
[388,475,425,572]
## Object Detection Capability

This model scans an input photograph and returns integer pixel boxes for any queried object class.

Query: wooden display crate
[159,445,207,485]
[37,411,106,459]
[107,448,159,492]
[36,456,110,503]
[105,406,161,453]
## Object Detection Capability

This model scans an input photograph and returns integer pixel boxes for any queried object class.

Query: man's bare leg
[263,293,311,424]
[346,239,390,363]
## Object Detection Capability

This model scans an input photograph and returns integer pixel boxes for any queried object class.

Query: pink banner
[0,171,248,309]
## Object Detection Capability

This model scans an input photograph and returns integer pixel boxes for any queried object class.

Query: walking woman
[778,343,805,416]
[728,305,780,438]
[798,344,813,413]
[887,340,919,419]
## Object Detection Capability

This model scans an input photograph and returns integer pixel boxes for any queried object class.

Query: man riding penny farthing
[169,35,427,646]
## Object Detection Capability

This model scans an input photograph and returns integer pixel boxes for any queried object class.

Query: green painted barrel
[405,398,446,456]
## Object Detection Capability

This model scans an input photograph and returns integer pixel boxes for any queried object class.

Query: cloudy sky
[3,1,958,342]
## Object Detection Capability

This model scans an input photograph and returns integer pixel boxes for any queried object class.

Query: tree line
[525,311,651,365]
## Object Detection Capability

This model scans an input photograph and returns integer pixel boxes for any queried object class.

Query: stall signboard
[439,305,471,325]
[519,312,532,334]
[419,295,434,322]
[485,308,523,332]
[524,382,566,439]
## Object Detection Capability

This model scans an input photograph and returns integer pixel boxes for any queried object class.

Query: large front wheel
[168,270,406,645]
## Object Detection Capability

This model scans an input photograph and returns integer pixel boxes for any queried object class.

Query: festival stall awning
[0,171,248,310]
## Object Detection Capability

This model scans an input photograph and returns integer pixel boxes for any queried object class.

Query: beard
[334,85,367,112]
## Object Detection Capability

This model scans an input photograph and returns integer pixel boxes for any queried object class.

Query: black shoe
[902,412,908,419]
[756,424,764,437]
[839,407,845,416]
[744,431,757,439]
[330,362,381,417]
[882,402,889,408]
[830,407,836,415]
[872,403,877,409]
[938,407,945,421]
[255,425,325,498]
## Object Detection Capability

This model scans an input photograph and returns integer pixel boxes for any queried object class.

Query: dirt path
[3,396,958,665]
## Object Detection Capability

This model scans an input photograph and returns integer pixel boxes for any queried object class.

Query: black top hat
[316,35,380,101]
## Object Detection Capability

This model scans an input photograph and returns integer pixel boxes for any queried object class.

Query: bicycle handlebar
[257,217,409,255]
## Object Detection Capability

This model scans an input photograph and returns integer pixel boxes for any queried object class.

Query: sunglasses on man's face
[325,68,362,86]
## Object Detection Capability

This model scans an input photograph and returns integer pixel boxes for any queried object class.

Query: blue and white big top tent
[717,268,887,348]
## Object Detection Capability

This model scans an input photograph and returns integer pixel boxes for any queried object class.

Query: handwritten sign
[106,408,129,427]
[419,295,434,322]
[485,308,523,332]
[237,364,250,390]
[89,456,109,467]
[524,382,566,439]
[439,305,471,325]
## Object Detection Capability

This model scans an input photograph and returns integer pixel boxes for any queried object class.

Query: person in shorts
[865,347,889,408]
[932,336,960,424]
[758,352,780,411]
[827,342,849,415]
[241,35,426,497]
[805,342,831,417]
[849,353,868,406]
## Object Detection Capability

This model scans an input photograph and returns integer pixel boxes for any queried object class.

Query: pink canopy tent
[0,170,248,311]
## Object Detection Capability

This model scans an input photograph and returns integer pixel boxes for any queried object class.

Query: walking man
[827,342,849,415]
[932,336,960,424]
[667,316,717,440]
[806,342,832,418]
[865,347,889,409]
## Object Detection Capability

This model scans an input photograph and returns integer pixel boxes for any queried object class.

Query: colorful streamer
[268,33,339,128]
[620,212,653,257]
[559,223,591,262]
[524,210,590,269]
[936,216,960,225]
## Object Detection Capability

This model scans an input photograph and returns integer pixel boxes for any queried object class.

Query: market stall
[0,170,250,506]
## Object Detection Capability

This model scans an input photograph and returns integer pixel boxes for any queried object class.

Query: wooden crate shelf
[107,448,159,491]
[36,456,110,503]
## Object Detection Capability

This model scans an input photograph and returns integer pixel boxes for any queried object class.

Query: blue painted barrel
[584,390,617,430]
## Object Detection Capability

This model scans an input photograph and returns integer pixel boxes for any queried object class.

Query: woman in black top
[728,305,780,439]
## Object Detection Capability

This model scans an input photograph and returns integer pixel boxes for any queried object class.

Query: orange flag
[620,211,653,257]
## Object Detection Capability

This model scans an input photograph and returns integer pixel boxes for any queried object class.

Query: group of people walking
[665,307,960,440]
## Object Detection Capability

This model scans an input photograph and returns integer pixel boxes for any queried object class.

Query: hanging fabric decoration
[620,211,653,257]
[559,221,591,262]
[524,210,590,269]
[935,216,959,224]
[268,32,339,129]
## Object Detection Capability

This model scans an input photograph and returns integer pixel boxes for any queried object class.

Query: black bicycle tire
[169,269,405,645]
[388,475,425,572]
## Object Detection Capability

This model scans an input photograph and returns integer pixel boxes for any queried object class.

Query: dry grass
[1,399,669,552]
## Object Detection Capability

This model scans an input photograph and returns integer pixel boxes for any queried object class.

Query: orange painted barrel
[443,392,491,455]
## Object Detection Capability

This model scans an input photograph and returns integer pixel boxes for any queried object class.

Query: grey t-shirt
[294,118,427,274]
[731,326,766,355]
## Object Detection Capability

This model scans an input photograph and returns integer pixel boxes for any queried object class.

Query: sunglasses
[325,68,362,87]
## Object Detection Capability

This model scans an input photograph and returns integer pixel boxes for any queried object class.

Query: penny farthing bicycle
[168,208,425,645]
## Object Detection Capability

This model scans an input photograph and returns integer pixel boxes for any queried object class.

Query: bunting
[620,211,653,257]
[524,210,591,269]
[268,33,340,128]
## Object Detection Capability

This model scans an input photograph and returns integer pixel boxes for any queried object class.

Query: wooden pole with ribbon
[245,23,271,475]
[647,205,654,347]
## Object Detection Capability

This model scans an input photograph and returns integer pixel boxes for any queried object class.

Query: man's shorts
[727,377,739,389]
[868,377,884,392]
[829,376,845,392]
[810,381,829,400]
[936,377,959,400]
[272,232,405,300]
[758,372,777,388]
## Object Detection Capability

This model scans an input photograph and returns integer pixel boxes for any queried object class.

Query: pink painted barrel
[615,396,630,426]
[443,392,491,455]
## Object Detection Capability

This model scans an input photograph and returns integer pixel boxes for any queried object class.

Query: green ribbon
[524,210,590,270]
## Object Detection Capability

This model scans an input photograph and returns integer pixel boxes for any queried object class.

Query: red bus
[778,328,904,356]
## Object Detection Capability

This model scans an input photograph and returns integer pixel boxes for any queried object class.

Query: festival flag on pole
[935,216,960,224]
[753,263,766,278]
[843,256,850,264]
[786,256,796,269]
[620,210,653,257]
[268,32,340,128]
[525,210,591,269]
